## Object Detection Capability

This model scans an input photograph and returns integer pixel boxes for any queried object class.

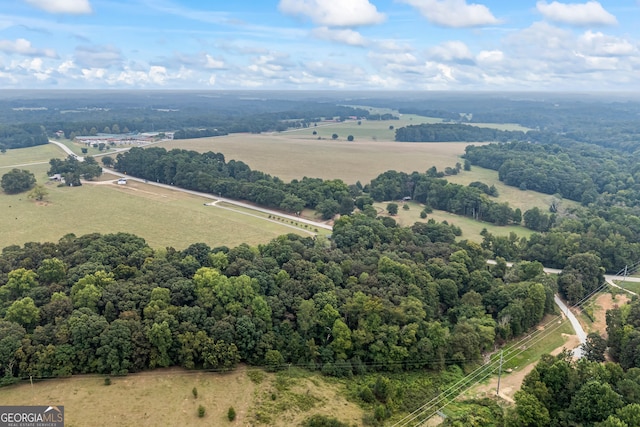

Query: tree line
[394,123,526,143]
[113,147,356,219]
[0,123,48,151]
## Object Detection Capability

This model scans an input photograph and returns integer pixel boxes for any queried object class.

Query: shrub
[197,405,205,418]
[192,387,198,398]
[104,377,111,386]
[227,406,236,421]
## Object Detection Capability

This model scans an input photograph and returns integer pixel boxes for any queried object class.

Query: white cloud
[0,38,57,58]
[278,0,385,27]
[578,31,636,56]
[23,0,92,14]
[399,0,500,28]
[536,1,617,26]
[428,41,474,62]
[204,54,225,69]
[57,60,76,74]
[311,27,368,46]
[476,49,504,64]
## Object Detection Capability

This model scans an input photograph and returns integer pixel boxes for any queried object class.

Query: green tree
[506,391,550,427]
[570,380,623,425]
[37,258,67,285]
[101,156,114,167]
[27,184,48,201]
[1,168,36,194]
[332,133,338,140]
[1,268,38,301]
[5,297,40,330]
[147,321,173,368]
[386,203,398,215]
[347,135,354,142]
[583,332,607,362]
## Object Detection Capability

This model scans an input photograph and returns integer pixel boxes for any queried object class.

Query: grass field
[0,146,311,250]
[0,367,363,427]
[0,144,60,168]
[375,201,534,242]
[613,280,640,294]
[502,316,575,370]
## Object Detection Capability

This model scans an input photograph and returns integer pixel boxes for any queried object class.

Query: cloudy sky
[1,0,639,90]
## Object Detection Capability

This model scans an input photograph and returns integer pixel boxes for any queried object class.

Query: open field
[447,165,580,212]
[0,164,310,250]
[376,201,534,242]
[0,144,60,168]
[0,367,363,427]
[159,133,471,184]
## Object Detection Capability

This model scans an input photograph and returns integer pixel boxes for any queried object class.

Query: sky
[1,0,639,91]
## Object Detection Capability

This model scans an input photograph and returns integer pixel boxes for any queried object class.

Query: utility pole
[624,265,628,283]
[496,350,504,396]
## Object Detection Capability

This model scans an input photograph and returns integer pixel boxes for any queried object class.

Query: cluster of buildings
[71,132,174,147]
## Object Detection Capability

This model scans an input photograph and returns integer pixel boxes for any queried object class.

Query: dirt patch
[467,332,581,404]
[589,292,630,338]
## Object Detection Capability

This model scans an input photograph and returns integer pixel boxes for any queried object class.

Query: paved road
[48,139,333,232]
[554,295,586,358]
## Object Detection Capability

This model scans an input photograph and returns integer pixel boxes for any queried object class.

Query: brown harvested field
[158,132,472,184]
[0,367,364,427]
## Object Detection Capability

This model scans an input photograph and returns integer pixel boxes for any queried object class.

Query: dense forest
[0,215,562,387]
[0,123,48,151]
[394,123,526,143]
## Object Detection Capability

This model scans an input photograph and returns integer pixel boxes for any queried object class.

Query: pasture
[375,201,534,243]
[0,367,363,427]
[0,145,311,250]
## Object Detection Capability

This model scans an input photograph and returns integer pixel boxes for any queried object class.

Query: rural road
[554,295,586,358]
[48,140,333,232]
[488,259,640,357]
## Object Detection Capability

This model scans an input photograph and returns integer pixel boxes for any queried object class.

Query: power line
[392,273,618,427]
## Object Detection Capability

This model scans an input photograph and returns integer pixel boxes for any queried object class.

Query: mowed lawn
[0,144,61,168]
[0,146,311,250]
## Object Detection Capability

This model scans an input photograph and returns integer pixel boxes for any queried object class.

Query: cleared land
[0,146,311,250]
[160,132,472,184]
[0,367,363,427]
[375,201,534,243]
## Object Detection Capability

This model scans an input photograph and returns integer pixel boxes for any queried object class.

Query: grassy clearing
[0,166,309,250]
[376,201,534,242]
[0,144,61,168]
[613,280,640,294]
[0,366,363,427]
[447,165,579,212]
[501,316,575,371]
